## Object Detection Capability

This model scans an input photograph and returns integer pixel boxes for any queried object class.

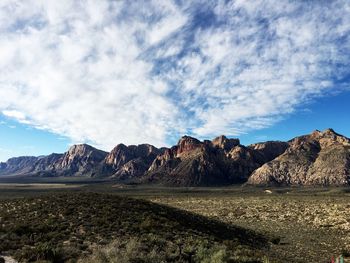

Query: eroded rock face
[103,144,162,178]
[52,144,108,176]
[112,159,149,180]
[2,129,348,185]
[144,135,286,186]
[248,141,289,163]
[0,145,108,177]
[0,156,38,176]
[248,129,350,186]
[30,153,64,176]
[212,135,240,151]
[176,136,203,156]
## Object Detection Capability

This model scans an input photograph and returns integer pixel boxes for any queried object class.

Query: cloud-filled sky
[0,0,349,160]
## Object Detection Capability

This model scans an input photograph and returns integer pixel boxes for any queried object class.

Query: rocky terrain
[1,129,349,186]
[248,129,350,186]
[144,135,287,186]
[0,156,39,176]
[102,144,163,179]
[0,144,107,177]
[151,188,350,263]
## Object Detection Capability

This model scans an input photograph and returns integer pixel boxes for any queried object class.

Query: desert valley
[0,129,349,263]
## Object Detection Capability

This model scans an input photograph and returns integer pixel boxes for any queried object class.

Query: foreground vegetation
[151,188,350,263]
[1,181,349,262]
[0,192,268,262]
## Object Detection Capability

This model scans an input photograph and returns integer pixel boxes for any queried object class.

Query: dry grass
[0,183,83,189]
[0,192,268,262]
[150,190,350,263]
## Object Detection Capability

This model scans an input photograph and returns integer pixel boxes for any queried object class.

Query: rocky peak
[67,144,97,156]
[103,143,162,178]
[248,129,350,186]
[176,136,203,155]
[104,144,133,169]
[212,135,240,151]
[58,144,108,170]
[296,128,350,148]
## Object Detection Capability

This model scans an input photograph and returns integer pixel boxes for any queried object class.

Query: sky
[0,0,349,161]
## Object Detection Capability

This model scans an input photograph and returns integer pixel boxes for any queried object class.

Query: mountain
[248,129,350,186]
[52,144,108,176]
[0,144,108,177]
[143,135,288,186]
[0,143,163,178]
[102,144,163,179]
[1,129,349,186]
[0,156,39,176]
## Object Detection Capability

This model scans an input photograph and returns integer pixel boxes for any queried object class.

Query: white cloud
[0,0,349,149]
[147,2,187,45]
[2,110,27,121]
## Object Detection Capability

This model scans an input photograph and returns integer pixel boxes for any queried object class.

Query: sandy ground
[0,256,17,263]
[0,183,84,189]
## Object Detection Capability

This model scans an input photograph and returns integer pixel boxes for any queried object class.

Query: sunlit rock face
[50,144,108,176]
[248,129,350,186]
[1,129,348,186]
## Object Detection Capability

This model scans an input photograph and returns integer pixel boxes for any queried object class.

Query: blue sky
[0,0,349,161]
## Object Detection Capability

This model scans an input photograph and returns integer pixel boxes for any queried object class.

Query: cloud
[0,0,349,149]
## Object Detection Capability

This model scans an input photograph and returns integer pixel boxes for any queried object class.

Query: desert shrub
[194,242,228,263]
[15,242,64,262]
[0,193,267,262]
[80,236,267,263]
[78,238,164,263]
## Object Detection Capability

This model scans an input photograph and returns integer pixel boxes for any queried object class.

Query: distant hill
[0,144,108,177]
[1,129,349,186]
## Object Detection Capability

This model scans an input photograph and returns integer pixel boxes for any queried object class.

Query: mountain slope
[102,144,162,179]
[248,129,350,186]
[52,144,108,176]
[0,156,39,176]
[144,135,288,186]
[0,144,108,177]
[1,129,349,186]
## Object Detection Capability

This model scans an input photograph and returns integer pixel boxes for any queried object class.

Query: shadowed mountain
[0,156,39,176]
[143,135,288,186]
[248,129,350,186]
[0,144,107,177]
[101,143,163,179]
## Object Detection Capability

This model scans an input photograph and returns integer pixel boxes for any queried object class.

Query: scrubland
[0,183,349,262]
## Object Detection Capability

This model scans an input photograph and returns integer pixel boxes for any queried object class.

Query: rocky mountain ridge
[1,129,349,186]
[144,135,288,186]
[248,129,350,186]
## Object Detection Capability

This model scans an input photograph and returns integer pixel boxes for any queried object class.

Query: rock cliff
[248,129,350,186]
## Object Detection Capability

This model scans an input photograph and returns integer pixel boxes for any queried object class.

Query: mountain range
[1,129,349,186]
